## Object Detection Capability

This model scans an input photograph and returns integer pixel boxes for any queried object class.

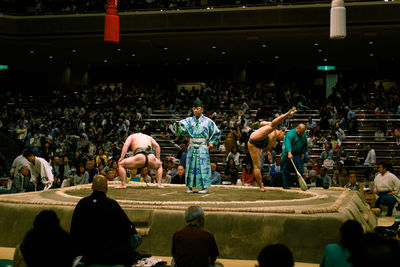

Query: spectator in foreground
[70,175,142,266]
[320,220,363,267]
[258,243,294,267]
[14,210,75,267]
[172,205,221,267]
[351,233,399,267]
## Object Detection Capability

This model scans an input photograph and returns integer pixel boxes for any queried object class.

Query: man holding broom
[281,124,309,189]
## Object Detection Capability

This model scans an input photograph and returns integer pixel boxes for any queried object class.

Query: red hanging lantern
[104,0,119,43]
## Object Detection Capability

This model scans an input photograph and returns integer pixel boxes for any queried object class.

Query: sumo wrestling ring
[0,183,377,262]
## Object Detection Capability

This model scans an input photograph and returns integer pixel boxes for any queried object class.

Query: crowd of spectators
[1,79,400,217]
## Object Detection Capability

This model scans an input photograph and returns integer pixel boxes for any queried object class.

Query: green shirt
[281,128,309,160]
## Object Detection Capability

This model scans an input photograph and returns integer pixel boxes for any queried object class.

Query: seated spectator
[62,163,77,187]
[374,162,400,216]
[336,145,350,165]
[257,243,294,267]
[317,167,332,189]
[227,146,241,166]
[334,123,346,145]
[177,142,188,168]
[320,143,334,161]
[95,148,107,167]
[223,158,238,185]
[166,160,177,177]
[105,160,118,181]
[313,159,324,175]
[14,210,75,267]
[52,156,62,188]
[171,165,186,184]
[320,220,363,267]
[73,163,89,185]
[363,145,376,166]
[332,163,348,187]
[10,166,32,193]
[15,121,27,141]
[210,163,221,185]
[9,148,30,179]
[305,170,321,187]
[270,155,282,187]
[86,159,99,183]
[71,151,81,168]
[139,167,152,183]
[129,168,140,182]
[306,116,317,130]
[172,206,221,267]
[242,161,255,186]
[344,173,360,191]
[161,168,172,184]
[61,156,71,181]
[70,175,142,266]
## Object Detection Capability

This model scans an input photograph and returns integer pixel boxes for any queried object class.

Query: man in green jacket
[281,124,309,189]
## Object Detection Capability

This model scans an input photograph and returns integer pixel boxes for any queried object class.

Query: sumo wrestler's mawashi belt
[189,138,207,148]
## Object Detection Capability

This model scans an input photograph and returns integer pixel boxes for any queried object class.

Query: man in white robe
[24,150,53,191]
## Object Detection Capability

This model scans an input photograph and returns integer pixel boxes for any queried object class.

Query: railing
[0,0,387,16]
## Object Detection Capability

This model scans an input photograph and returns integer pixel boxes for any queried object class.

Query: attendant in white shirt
[374,162,400,216]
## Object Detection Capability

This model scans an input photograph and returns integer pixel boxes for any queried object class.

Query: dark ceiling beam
[0,2,399,38]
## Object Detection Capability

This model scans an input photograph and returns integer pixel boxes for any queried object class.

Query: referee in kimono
[177,98,221,193]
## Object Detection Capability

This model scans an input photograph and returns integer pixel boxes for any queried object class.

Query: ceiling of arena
[0,23,399,72]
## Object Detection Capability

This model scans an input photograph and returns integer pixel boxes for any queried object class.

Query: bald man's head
[92,175,108,193]
[296,124,306,136]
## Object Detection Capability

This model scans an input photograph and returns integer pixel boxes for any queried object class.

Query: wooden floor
[0,217,395,266]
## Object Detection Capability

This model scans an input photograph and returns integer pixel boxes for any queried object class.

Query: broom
[290,158,308,191]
